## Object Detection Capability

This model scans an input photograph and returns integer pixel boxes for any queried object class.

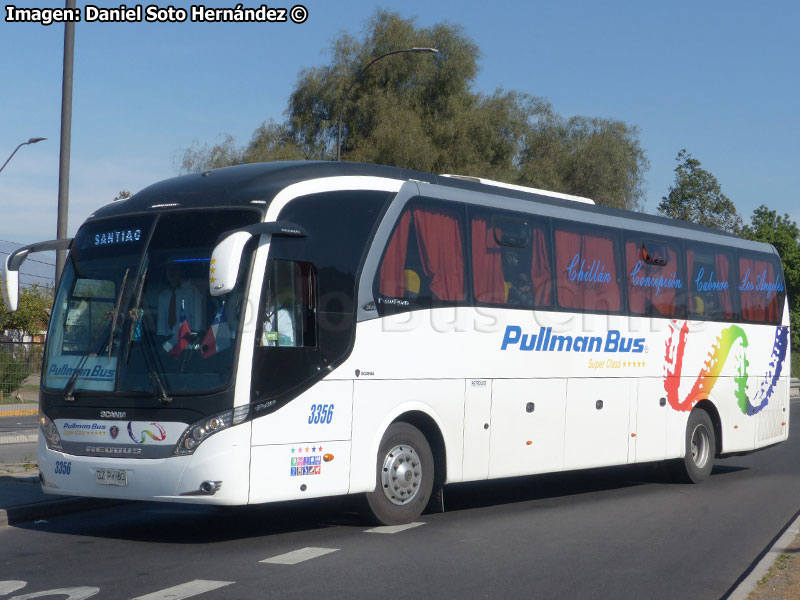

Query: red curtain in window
[626,241,680,317]
[471,218,505,303]
[555,229,582,309]
[413,208,465,301]
[626,241,646,314]
[530,225,552,306]
[555,229,620,311]
[764,262,779,322]
[740,257,779,323]
[715,253,733,318]
[583,233,620,311]
[378,211,411,296]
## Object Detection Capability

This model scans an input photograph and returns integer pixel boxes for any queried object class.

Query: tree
[0,282,54,340]
[177,10,648,211]
[739,206,800,359]
[658,149,742,233]
[114,190,132,201]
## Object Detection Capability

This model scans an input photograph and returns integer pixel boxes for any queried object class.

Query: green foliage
[658,149,742,233]
[177,10,648,211]
[739,205,800,354]
[0,347,28,394]
[0,282,54,339]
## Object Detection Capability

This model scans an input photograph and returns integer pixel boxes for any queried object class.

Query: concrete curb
[0,496,128,527]
[726,510,800,600]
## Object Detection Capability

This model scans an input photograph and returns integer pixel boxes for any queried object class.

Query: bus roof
[88,160,776,256]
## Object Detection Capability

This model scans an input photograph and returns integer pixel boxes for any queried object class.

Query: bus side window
[687,245,736,321]
[554,223,622,313]
[738,252,784,324]
[625,237,686,318]
[376,201,465,311]
[470,211,552,309]
[258,260,317,348]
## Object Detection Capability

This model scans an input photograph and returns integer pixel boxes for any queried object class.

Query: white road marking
[365,522,425,534]
[11,588,99,600]
[0,582,27,595]
[260,547,339,565]
[131,580,233,600]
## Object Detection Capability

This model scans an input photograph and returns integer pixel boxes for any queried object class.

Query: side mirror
[209,221,308,297]
[3,238,72,312]
[3,255,20,311]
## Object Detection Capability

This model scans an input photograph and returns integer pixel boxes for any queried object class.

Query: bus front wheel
[672,409,716,484]
[365,422,434,526]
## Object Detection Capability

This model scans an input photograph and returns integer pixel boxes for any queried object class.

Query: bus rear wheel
[672,409,716,484]
[365,422,434,526]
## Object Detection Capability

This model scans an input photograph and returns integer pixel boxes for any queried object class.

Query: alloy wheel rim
[380,444,421,505]
[690,424,710,469]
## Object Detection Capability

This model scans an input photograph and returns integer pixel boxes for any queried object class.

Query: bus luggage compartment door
[488,379,567,478]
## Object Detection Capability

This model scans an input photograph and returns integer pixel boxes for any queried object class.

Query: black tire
[364,422,434,526]
[672,409,716,484]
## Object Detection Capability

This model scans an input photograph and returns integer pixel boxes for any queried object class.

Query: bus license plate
[96,469,127,487]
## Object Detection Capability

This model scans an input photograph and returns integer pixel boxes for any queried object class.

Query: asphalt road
[0,413,37,434]
[2,401,800,600]
[0,413,37,451]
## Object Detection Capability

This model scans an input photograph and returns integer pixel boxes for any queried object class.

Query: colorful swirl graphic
[127,421,167,444]
[663,321,788,415]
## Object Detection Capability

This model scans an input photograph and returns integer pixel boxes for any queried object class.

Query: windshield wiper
[125,262,148,363]
[63,268,130,402]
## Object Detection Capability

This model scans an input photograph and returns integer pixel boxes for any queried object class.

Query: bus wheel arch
[392,410,447,490]
[672,403,718,484]
[693,399,722,457]
[363,411,445,525]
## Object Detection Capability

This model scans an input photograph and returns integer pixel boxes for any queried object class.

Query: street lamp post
[0,138,47,174]
[336,47,438,161]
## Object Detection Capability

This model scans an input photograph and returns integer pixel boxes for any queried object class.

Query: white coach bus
[3,161,791,524]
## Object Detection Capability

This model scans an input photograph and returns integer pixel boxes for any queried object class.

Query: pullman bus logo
[501,326,646,354]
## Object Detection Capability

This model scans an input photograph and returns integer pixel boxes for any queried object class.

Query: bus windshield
[43,210,259,396]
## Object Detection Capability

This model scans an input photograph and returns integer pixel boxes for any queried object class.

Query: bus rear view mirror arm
[3,238,73,312]
[209,221,308,297]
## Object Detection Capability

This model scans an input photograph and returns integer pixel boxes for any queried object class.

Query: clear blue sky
[2,0,799,285]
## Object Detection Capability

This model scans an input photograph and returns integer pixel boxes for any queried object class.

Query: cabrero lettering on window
[629,261,682,296]
[566,253,611,284]
[694,267,728,293]
[739,268,784,299]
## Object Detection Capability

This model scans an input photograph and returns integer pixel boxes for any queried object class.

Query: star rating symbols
[209,258,217,284]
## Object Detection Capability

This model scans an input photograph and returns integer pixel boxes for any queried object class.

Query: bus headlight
[39,412,63,451]
[173,405,250,456]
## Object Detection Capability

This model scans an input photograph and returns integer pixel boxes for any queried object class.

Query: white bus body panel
[564,378,632,470]
[633,378,668,462]
[249,380,353,503]
[349,379,465,493]
[488,378,567,478]
[462,379,492,481]
[334,307,789,489]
